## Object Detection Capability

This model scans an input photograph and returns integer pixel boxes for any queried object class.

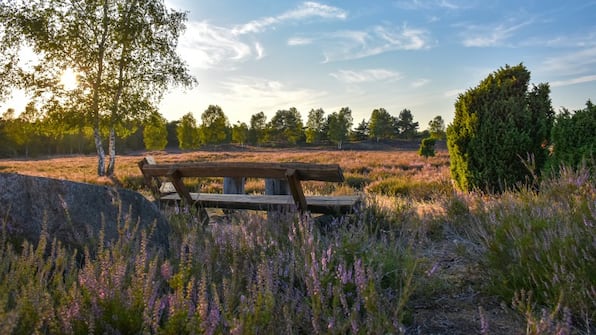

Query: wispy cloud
[179,2,346,69]
[550,74,596,88]
[412,78,430,87]
[443,88,462,97]
[179,22,252,69]
[394,0,462,10]
[459,19,532,47]
[322,24,433,62]
[232,1,347,35]
[287,37,314,46]
[330,69,402,83]
[218,76,328,111]
[541,47,596,76]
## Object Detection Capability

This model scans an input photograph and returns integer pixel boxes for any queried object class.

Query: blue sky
[158,0,596,129]
[4,1,596,130]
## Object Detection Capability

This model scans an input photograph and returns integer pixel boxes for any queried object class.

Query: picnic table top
[139,161,345,182]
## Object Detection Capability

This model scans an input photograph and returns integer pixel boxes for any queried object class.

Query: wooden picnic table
[139,157,361,217]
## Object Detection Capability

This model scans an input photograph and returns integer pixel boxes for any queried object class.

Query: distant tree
[248,112,267,145]
[1,0,195,175]
[232,121,249,147]
[396,109,419,139]
[446,63,554,192]
[428,115,446,140]
[305,108,326,144]
[177,112,200,150]
[351,118,369,141]
[268,107,304,145]
[327,107,353,149]
[418,137,436,158]
[166,120,180,148]
[4,103,43,158]
[143,112,168,151]
[368,108,394,142]
[199,105,229,144]
[547,100,596,172]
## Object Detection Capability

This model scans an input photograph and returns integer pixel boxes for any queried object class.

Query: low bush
[469,166,595,324]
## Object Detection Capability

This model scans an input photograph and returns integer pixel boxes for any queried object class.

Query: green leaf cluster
[446,64,554,192]
[547,100,596,172]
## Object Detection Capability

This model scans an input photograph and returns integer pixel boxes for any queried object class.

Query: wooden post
[168,168,210,226]
[265,178,289,214]
[265,178,290,195]
[223,177,245,194]
[223,177,245,215]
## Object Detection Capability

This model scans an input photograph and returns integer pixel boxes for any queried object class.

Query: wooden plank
[286,169,307,212]
[159,193,360,214]
[141,162,344,182]
[167,168,193,204]
[138,156,161,197]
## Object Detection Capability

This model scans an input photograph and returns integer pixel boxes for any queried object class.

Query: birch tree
[0,0,195,175]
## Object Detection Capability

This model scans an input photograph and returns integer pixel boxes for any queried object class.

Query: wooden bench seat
[159,193,360,214]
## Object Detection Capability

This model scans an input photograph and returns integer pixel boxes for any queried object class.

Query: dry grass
[0,149,451,191]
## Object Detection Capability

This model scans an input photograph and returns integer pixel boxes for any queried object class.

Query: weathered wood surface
[160,193,360,214]
[140,161,345,182]
[139,157,360,215]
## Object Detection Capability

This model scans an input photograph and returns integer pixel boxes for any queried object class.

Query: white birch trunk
[106,127,116,176]
[93,126,106,176]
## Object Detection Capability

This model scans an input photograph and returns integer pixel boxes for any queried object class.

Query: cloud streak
[217,76,328,111]
[330,69,402,83]
[459,19,532,47]
[550,74,596,88]
[180,2,347,69]
[232,1,347,35]
[320,24,433,62]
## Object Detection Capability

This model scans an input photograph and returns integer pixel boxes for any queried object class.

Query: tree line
[0,103,444,157]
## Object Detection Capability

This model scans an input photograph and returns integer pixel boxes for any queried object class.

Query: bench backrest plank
[140,162,344,182]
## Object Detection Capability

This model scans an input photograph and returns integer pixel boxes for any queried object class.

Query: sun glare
[61,68,78,91]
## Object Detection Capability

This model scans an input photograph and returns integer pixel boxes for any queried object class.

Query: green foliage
[396,109,419,139]
[475,168,595,320]
[428,115,445,140]
[418,137,436,158]
[368,108,395,142]
[267,107,304,145]
[327,107,353,149]
[143,113,168,150]
[248,111,267,145]
[1,0,195,175]
[231,121,249,146]
[351,118,369,141]
[176,112,200,150]
[367,176,452,200]
[446,64,554,192]
[547,100,596,172]
[199,105,229,145]
[305,108,326,144]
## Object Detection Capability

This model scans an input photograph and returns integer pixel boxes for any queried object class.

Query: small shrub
[344,173,371,190]
[472,168,595,324]
[367,176,451,201]
[418,137,436,158]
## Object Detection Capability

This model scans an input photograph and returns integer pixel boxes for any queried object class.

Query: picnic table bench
[138,157,361,217]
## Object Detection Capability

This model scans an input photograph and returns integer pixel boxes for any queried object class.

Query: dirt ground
[406,226,526,335]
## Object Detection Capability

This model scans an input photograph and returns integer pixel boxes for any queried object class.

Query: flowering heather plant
[3,150,594,333]
[466,166,595,331]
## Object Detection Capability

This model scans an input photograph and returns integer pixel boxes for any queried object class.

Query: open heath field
[0,148,593,334]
